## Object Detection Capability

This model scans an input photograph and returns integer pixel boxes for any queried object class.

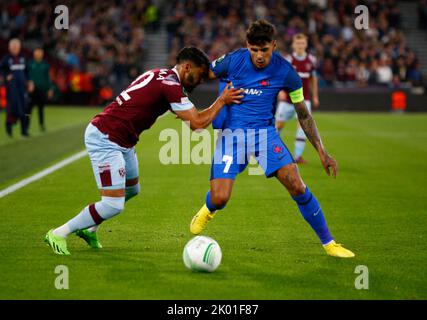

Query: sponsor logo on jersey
[243,88,263,96]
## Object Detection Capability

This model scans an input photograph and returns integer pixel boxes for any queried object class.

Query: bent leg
[276,163,334,245]
[54,190,125,237]
[53,124,128,237]
[123,148,140,202]
[294,101,311,161]
[190,179,234,235]
[125,177,140,201]
[294,123,307,160]
[208,178,234,210]
[275,101,295,134]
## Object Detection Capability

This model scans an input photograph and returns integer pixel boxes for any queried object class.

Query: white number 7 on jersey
[116,71,155,105]
[222,155,233,173]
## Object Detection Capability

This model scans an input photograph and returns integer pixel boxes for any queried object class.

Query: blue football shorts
[210,126,295,180]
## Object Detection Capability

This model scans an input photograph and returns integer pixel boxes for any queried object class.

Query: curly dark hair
[246,20,276,46]
[176,46,210,68]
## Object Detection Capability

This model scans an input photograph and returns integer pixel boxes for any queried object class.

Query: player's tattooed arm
[294,101,338,177]
[294,101,322,150]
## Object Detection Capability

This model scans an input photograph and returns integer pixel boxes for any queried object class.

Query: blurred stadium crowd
[0,0,426,107]
[166,0,424,89]
[0,0,158,105]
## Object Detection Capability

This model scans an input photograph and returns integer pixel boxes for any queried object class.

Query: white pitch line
[0,150,87,199]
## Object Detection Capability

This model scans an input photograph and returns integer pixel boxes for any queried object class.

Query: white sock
[53,223,72,238]
[53,197,124,238]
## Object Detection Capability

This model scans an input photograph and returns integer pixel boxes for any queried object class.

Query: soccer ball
[183,236,222,272]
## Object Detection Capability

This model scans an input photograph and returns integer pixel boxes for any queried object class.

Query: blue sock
[292,187,334,245]
[205,190,226,212]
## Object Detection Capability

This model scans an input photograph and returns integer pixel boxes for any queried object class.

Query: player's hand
[319,150,337,178]
[313,96,320,109]
[219,82,244,105]
[6,74,13,82]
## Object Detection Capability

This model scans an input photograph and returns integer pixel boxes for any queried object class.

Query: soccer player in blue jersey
[190,20,354,258]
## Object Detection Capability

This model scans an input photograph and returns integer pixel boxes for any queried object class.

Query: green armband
[289,88,304,104]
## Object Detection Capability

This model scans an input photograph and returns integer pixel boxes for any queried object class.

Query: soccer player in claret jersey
[44,47,244,255]
[190,20,355,258]
[275,33,319,164]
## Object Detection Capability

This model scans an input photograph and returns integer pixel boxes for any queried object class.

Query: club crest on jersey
[118,167,126,178]
[259,79,270,87]
[272,144,283,154]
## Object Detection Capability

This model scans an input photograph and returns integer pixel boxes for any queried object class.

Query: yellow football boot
[323,240,355,258]
[190,204,216,235]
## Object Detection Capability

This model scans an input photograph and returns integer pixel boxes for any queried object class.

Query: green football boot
[44,229,71,255]
[75,229,103,249]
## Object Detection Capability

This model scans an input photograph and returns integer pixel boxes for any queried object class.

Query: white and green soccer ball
[183,236,222,272]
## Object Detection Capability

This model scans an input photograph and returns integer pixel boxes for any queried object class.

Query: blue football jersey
[210,48,302,129]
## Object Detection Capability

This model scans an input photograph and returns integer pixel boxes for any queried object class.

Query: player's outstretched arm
[294,101,337,177]
[175,83,243,130]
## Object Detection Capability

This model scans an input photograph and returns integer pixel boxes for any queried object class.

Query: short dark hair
[176,46,209,68]
[246,20,276,46]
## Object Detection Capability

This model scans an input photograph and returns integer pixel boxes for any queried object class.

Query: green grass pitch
[0,106,426,299]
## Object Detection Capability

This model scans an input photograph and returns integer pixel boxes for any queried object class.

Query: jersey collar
[172,67,181,83]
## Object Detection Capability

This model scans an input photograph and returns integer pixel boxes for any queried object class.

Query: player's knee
[211,190,231,207]
[99,196,125,219]
[288,182,306,197]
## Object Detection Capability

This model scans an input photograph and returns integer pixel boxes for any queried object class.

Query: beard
[184,85,195,93]
[184,74,196,93]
